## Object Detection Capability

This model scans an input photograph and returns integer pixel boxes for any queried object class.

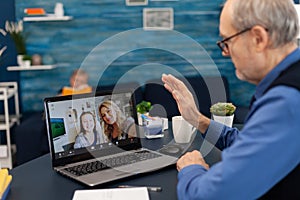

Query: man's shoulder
[260,86,300,113]
[266,60,300,93]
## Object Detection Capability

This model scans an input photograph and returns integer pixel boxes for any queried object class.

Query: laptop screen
[44,90,141,166]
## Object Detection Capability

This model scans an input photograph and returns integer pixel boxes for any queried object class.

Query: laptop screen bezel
[44,89,142,167]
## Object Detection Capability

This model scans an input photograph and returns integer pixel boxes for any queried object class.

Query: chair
[144,76,230,120]
[0,82,20,169]
[96,81,144,104]
[14,112,48,166]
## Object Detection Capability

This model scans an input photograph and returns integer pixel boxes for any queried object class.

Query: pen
[118,185,162,192]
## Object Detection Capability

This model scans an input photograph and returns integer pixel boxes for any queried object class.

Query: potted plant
[210,102,236,127]
[22,54,32,68]
[136,101,152,125]
[5,20,27,66]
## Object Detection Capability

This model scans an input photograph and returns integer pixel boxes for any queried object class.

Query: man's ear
[250,25,269,52]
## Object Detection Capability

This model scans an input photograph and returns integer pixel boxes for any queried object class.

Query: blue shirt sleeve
[177,86,300,200]
[204,120,240,151]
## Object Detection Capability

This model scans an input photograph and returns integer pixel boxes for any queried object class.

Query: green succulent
[22,54,32,61]
[210,102,236,116]
[136,101,152,114]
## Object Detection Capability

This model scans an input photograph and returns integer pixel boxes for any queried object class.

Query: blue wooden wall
[0,0,20,113]
[15,0,256,112]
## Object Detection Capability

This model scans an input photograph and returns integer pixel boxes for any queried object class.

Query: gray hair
[230,0,299,48]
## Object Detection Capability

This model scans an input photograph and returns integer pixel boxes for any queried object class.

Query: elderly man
[162,0,300,199]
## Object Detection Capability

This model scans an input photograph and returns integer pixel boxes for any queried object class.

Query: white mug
[172,116,196,143]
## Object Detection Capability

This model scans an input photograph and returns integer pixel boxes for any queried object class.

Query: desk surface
[7,128,222,200]
[9,154,179,200]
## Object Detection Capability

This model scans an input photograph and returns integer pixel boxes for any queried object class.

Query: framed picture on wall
[143,8,174,30]
[126,0,148,6]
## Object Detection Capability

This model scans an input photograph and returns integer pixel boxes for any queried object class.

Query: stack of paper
[72,187,149,200]
[0,169,12,200]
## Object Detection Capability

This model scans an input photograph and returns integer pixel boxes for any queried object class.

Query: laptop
[44,89,177,186]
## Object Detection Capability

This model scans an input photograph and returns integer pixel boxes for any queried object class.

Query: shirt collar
[254,48,300,100]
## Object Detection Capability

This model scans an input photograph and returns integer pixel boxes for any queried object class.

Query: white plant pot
[17,55,24,66]
[213,114,234,127]
[23,60,31,68]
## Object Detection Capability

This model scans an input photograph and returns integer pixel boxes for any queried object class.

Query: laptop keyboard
[64,150,162,176]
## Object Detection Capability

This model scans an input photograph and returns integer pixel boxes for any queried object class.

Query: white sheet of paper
[72,187,150,200]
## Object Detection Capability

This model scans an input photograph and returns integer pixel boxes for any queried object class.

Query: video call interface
[46,92,138,159]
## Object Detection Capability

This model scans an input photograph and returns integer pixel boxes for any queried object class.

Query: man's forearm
[196,114,211,134]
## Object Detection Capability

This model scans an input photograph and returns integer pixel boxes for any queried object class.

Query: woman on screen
[74,111,104,149]
[98,100,136,144]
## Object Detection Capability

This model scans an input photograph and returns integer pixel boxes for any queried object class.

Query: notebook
[44,89,177,186]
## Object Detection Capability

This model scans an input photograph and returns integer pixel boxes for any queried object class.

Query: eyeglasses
[217,28,251,54]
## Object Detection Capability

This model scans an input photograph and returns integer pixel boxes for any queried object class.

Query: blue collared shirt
[177,48,300,200]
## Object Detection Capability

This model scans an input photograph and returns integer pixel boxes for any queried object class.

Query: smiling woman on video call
[98,100,136,144]
[73,111,104,149]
